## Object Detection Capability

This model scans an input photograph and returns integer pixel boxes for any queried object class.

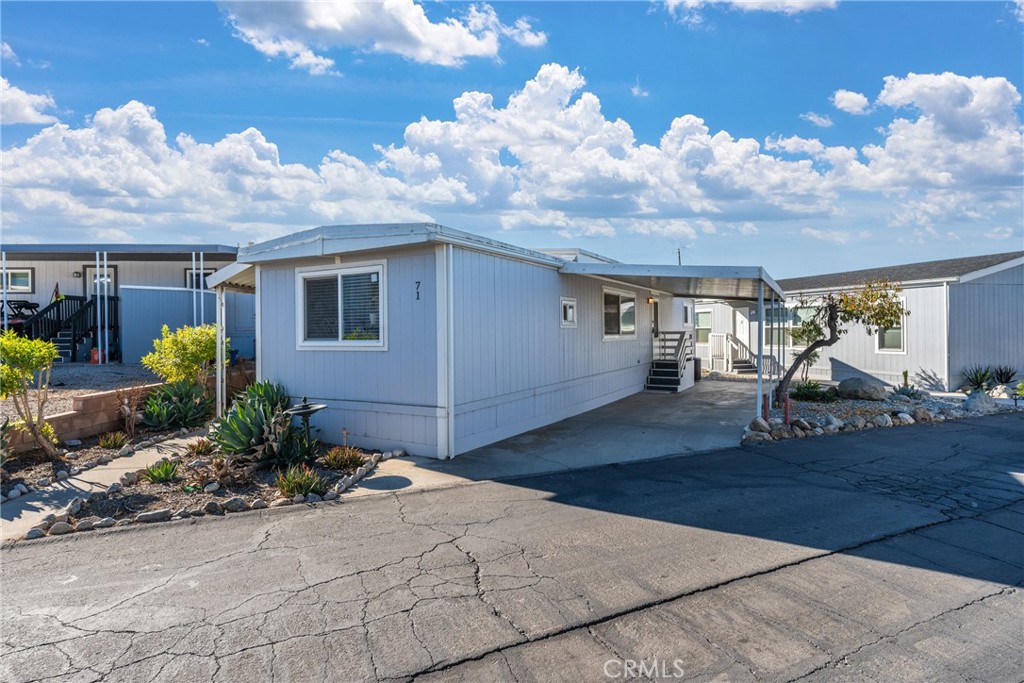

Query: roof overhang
[559,263,784,301]
[206,262,255,293]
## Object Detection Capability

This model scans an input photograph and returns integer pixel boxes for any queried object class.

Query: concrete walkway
[0,433,201,542]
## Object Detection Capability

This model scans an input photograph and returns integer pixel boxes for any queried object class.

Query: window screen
[341,271,380,340]
[305,276,339,340]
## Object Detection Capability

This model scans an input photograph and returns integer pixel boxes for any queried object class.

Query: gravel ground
[0,363,159,419]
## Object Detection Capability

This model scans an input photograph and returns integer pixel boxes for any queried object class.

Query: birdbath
[284,396,327,444]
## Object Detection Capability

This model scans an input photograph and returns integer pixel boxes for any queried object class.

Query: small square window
[561,297,577,328]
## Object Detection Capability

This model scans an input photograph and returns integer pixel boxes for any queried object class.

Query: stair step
[652,360,680,369]
[645,384,678,392]
[646,376,681,387]
[650,368,682,378]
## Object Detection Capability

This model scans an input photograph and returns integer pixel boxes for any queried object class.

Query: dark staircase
[731,359,757,375]
[645,359,685,392]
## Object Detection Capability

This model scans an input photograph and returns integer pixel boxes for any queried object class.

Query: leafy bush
[324,445,364,471]
[210,381,312,467]
[141,324,228,389]
[275,463,326,497]
[962,365,992,392]
[0,331,59,458]
[142,381,212,431]
[789,380,837,402]
[0,417,12,468]
[98,431,130,449]
[141,460,179,484]
[992,365,1017,385]
[187,437,217,457]
[1015,381,1024,400]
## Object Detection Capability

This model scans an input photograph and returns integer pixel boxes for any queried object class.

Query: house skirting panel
[311,399,443,458]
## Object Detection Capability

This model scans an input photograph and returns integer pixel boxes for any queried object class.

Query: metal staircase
[646,331,695,392]
[17,295,117,363]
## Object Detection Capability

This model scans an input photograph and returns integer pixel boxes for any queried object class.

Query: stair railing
[64,298,97,362]
[19,296,89,343]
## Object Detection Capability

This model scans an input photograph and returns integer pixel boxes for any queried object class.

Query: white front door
[734,309,749,353]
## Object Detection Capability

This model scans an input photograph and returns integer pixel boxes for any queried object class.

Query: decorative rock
[912,407,932,422]
[804,419,821,430]
[36,477,51,487]
[270,498,292,507]
[896,412,915,425]
[822,424,839,435]
[791,426,806,438]
[812,427,824,436]
[55,470,70,481]
[890,394,912,404]
[59,449,71,457]
[137,440,154,449]
[354,467,367,481]
[48,521,74,535]
[64,439,83,447]
[749,417,771,434]
[305,493,323,504]
[106,483,123,495]
[203,482,220,493]
[291,494,306,504]
[394,449,407,457]
[381,451,393,460]
[741,433,771,446]
[250,499,268,510]
[94,517,116,528]
[965,391,997,415]
[988,384,1010,399]
[323,490,338,501]
[53,512,69,523]
[38,514,57,529]
[136,509,172,523]
[174,508,190,519]
[222,497,246,513]
[791,418,811,431]
[873,414,893,428]
[770,427,793,440]
[370,453,382,464]
[117,445,134,458]
[364,460,376,473]
[24,528,46,540]
[122,472,139,486]
[16,483,28,494]
[180,427,190,435]
[6,488,20,500]
[70,467,81,476]
[97,455,111,465]
[75,517,99,532]
[204,501,224,515]
[116,519,132,527]
[189,459,209,469]
[190,508,206,517]
[66,497,83,515]
[837,378,888,401]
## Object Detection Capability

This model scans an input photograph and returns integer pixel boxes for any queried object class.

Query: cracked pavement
[1,413,1022,682]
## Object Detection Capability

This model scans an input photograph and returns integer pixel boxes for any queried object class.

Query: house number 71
[415,281,420,300]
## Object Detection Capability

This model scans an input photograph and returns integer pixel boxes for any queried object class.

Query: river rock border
[20,449,408,540]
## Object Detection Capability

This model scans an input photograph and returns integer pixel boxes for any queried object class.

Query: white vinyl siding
[295,262,387,350]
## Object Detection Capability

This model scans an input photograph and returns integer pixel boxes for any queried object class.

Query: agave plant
[239,381,290,413]
[210,399,266,455]
[142,381,212,430]
[961,365,992,392]
[992,365,1017,385]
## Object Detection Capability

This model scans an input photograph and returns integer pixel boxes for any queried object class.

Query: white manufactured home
[0,244,255,363]
[209,224,784,459]
[697,251,1024,392]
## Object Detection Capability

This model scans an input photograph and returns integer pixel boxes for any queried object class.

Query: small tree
[789,323,821,382]
[774,280,908,404]
[141,324,228,393]
[0,331,59,458]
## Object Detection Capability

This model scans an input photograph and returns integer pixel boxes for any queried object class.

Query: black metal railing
[18,295,121,362]
[20,295,88,342]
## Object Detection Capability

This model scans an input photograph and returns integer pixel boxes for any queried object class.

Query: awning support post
[215,287,226,417]
[756,281,764,417]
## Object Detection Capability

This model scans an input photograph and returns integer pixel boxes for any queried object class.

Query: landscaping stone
[24,528,46,540]
[53,512,68,523]
[122,472,139,485]
[203,482,220,493]
[965,391,997,415]
[190,508,206,517]
[250,499,268,510]
[36,477,51,487]
[55,470,69,480]
[94,517,117,529]
[117,445,134,457]
[137,440,154,448]
[174,508,190,519]
[48,522,73,535]
[136,509,172,523]
[16,483,28,494]
[890,394,912,404]
[847,415,867,429]
[6,489,20,500]
[323,491,338,501]
[912,407,932,422]
[749,417,771,433]
[75,517,100,532]
[873,414,893,428]
[66,498,83,515]
[382,451,393,460]
[204,501,224,515]
[305,494,322,504]
[371,453,382,464]
[64,439,83,447]
[896,412,915,425]
[822,424,839,435]
[354,467,367,481]
[791,418,811,431]
[223,497,246,513]
[106,483,122,495]
[394,449,407,457]
[69,467,81,476]
[116,520,132,527]
[770,427,793,440]
[270,498,292,507]
[38,514,56,529]
[837,377,888,401]
[292,494,306,504]
[791,426,806,438]
[97,455,111,465]
[812,427,824,435]
[741,433,771,445]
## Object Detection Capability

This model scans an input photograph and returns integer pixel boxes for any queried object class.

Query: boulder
[323,491,338,501]
[873,414,893,428]
[791,418,811,431]
[749,417,771,433]
[770,427,793,440]
[838,378,888,401]
[6,488,21,500]
[988,384,1010,399]
[136,509,172,523]
[204,501,224,515]
[48,521,74,535]
[791,426,806,438]
[251,499,268,510]
[965,391,997,415]
[741,433,771,446]
[292,494,306,504]
[822,424,839,435]
[912,407,932,422]
[890,394,912,404]
[822,413,845,429]
[117,445,134,458]
[222,497,246,513]
[94,517,117,529]
[847,415,867,430]
[24,528,46,540]
[305,493,323,504]
[66,497,83,515]
[896,413,915,425]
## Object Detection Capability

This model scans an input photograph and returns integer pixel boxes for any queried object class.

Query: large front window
[603,289,636,337]
[297,263,386,349]
[3,268,33,293]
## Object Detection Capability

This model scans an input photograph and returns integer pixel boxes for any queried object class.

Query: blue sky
[1,1,1021,277]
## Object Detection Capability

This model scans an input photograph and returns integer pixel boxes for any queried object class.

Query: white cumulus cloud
[1,78,58,125]
[984,226,1014,240]
[221,0,546,74]
[800,111,833,128]
[801,227,851,244]
[666,0,837,24]
[2,42,20,66]
[832,89,870,114]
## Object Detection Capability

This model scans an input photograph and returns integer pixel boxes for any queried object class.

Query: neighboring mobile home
[209,223,783,459]
[697,251,1024,392]
[0,244,255,362]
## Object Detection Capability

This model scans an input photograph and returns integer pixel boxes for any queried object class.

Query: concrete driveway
[1,413,1021,682]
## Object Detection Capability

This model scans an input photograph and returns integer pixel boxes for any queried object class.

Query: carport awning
[558,263,784,301]
[206,262,255,293]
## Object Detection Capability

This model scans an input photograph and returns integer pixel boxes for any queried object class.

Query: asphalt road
[2,413,1022,683]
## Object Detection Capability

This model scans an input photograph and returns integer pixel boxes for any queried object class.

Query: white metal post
[199,251,205,324]
[756,281,764,417]
[2,251,7,330]
[95,251,101,363]
[191,251,197,326]
[215,287,225,417]
[103,251,109,364]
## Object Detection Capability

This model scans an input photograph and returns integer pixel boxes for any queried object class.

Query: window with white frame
[3,268,33,293]
[296,263,386,349]
[695,311,711,343]
[561,297,577,328]
[185,268,217,290]
[603,289,636,337]
[876,298,906,353]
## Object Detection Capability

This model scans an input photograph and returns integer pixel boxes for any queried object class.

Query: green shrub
[186,437,216,457]
[789,380,836,402]
[98,431,130,449]
[1015,381,1024,400]
[992,365,1017,385]
[275,464,326,497]
[891,370,924,400]
[141,324,227,389]
[962,365,992,392]
[210,381,312,467]
[0,417,12,468]
[323,445,364,471]
[141,460,179,484]
[1,331,59,458]
[142,381,212,431]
